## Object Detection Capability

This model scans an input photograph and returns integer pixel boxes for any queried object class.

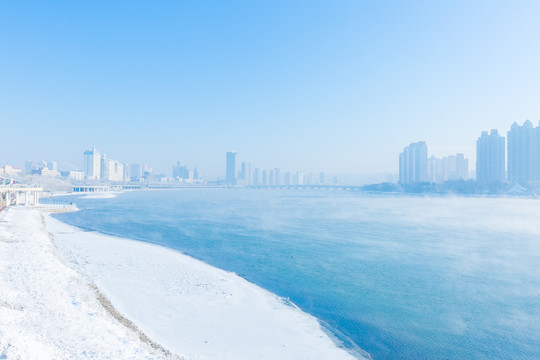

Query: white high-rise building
[268,169,274,185]
[83,147,101,180]
[476,130,505,183]
[507,120,540,184]
[428,154,468,183]
[253,168,260,185]
[261,169,267,185]
[101,156,124,182]
[238,162,252,185]
[399,141,428,185]
[295,171,304,185]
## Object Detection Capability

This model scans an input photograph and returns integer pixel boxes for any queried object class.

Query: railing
[34,204,78,213]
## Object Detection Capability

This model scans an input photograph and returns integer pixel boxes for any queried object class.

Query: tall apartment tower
[130,164,143,180]
[83,147,101,180]
[238,162,252,185]
[262,169,268,185]
[476,130,505,183]
[399,141,428,185]
[253,168,260,186]
[226,151,238,185]
[507,120,540,184]
[428,154,469,182]
[100,156,124,182]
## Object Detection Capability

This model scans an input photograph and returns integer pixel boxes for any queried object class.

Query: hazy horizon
[2,1,540,178]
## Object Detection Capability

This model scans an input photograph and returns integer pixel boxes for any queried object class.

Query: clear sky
[2,1,540,178]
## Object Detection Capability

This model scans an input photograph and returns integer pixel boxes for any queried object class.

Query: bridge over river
[247,184,365,191]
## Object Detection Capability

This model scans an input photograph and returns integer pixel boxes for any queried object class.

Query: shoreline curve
[44,210,369,360]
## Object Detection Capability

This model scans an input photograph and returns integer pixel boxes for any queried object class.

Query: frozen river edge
[0,207,367,360]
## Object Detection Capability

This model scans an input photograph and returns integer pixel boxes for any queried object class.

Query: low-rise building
[0,165,23,177]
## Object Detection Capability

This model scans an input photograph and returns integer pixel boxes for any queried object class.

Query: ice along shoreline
[44,208,369,360]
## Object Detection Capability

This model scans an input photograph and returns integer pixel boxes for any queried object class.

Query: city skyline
[2,116,540,184]
[2,2,540,177]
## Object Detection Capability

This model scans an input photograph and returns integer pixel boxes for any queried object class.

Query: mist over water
[48,189,540,360]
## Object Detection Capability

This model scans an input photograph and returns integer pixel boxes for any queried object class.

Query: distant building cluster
[83,147,155,183]
[400,119,540,186]
[84,148,127,182]
[25,160,60,177]
[82,147,206,184]
[0,165,22,177]
[399,142,469,185]
[172,162,203,184]
[225,151,334,186]
[0,159,85,182]
[476,121,540,185]
[24,160,83,181]
[428,154,468,183]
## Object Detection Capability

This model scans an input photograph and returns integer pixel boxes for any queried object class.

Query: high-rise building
[130,164,143,181]
[173,162,201,183]
[237,162,252,185]
[238,162,246,181]
[428,154,468,183]
[83,147,101,180]
[476,130,505,183]
[274,168,280,185]
[123,163,129,181]
[399,141,428,185]
[25,160,35,175]
[246,163,252,185]
[319,172,325,185]
[262,169,267,185]
[507,120,539,184]
[253,168,260,185]
[268,169,274,185]
[454,153,469,180]
[284,172,291,185]
[25,160,49,175]
[306,172,313,185]
[47,161,58,171]
[295,171,304,185]
[100,156,124,181]
[427,156,442,183]
[226,151,238,185]
[173,162,190,179]
[238,162,252,185]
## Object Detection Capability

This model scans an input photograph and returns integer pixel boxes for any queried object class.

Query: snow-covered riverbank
[0,207,363,360]
[0,207,174,359]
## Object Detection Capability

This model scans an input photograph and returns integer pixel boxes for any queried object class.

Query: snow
[0,207,364,360]
[0,208,173,359]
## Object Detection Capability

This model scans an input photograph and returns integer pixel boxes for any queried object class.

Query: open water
[47,189,540,359]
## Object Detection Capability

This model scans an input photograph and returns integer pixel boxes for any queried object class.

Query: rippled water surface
[48,189,540,360]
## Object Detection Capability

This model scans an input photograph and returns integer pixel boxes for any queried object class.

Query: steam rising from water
[48,190,540,360]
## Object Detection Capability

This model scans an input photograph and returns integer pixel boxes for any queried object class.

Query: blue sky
[2,1,540,178]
